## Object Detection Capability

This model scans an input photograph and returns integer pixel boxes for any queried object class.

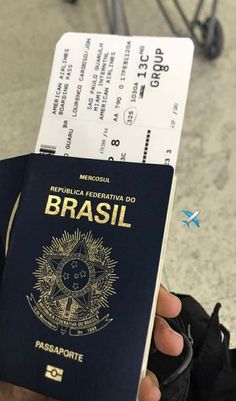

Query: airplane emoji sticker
[182,209,200,228]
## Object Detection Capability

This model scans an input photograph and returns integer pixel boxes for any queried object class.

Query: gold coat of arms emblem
[27,230,118,336]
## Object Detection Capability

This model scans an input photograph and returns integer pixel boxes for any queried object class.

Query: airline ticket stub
[36,33,194,167]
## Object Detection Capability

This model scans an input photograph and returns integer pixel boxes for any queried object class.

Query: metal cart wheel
[202,17,224,60]
[157,0,224,61]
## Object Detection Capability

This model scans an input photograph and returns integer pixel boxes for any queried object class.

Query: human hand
[139,286,183,401]
[0,286,183,401]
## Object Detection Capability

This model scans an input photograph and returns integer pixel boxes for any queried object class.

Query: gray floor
[0,0,235,345]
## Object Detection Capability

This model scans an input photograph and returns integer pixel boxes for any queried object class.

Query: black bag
[148,294,236,401]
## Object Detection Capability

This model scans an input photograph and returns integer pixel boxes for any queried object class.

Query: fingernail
[167,322,183,339]
[160,286,182,306]
[146,371,160,389]
[147,377,161,400]
[172,329,183,342]
[169,291,181,302]
[160,317,182,339]
[152,386,161,400]
[149,374,159,389]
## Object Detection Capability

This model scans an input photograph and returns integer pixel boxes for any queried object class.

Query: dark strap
[148,294,236,401]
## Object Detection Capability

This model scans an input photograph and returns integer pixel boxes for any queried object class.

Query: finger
[139,370,161,401]
[154,316,184,356]
[156,286,182,318]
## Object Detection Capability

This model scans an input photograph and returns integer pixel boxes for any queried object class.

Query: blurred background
[0,0,235,344]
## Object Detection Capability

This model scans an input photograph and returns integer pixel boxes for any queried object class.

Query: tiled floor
[0,0,235,345]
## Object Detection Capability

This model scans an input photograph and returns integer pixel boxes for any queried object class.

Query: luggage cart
[157,0,223,60]
[65,0,223,59]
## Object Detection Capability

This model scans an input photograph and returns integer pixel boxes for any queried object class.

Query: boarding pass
[36,33,193,167]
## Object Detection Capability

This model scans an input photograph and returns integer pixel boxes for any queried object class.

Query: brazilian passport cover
[0,154,173,401]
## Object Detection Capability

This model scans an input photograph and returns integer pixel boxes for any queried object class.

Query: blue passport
[0,154,173,401]
[0,155,28,278]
